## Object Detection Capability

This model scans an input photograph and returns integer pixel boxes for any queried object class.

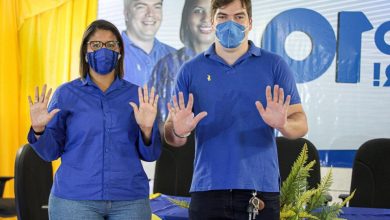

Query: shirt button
[105,148,109,153]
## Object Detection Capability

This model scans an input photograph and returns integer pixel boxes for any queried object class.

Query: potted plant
[280,143,355,220]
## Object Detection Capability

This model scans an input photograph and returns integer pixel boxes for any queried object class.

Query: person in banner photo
[148,0,214,196]
[164,0,308,219]
[148,0,215,131]
[122,0,175,86]
[27,20,161,220]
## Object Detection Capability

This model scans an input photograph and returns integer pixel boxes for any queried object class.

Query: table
[150,194,390,220]
[340,207,390,219]
[150,194,190,220]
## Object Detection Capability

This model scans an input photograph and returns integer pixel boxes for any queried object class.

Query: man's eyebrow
[234,12,246,16]
[216,11,246,16]
[134,2,147,6]
[216,12,228,16]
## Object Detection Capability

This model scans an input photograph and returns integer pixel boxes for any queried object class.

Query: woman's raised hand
[28,84,60,133]
[129,85,159,131]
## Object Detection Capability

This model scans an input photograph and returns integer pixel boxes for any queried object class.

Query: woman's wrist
[31,126,45,135]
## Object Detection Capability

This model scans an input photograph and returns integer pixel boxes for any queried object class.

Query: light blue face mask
[86,48,120,75]
[215,20,246,48]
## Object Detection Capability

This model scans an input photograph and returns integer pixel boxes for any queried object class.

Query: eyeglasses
[87,41,119,51]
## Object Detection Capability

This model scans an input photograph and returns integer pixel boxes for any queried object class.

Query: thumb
[255,101,265,116]
[129,102,139,113]
[48,109,60,120]
[192,111,208,127]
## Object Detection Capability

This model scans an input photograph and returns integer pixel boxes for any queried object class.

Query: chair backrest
[349,138,390,208]
[0,177,16,217]
[276,137,321,190]
[153,134,195,197]
[14,144,53,220]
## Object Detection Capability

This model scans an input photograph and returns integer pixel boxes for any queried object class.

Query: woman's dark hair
[179,0,202,49]
[79,19,124,79]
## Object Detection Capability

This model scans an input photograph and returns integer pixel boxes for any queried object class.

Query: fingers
[279,87,284,104]
[35,86,39,103]
[255,101,265,115]
[143,85,149,103]
[31,85,52,105]
[138,87,144,103]
[167,102,176,118]
[265,86,272,103]
[149,87,159,108]
[40,84,47,103]
[44,88,53,105]
[266,85,289,105]
[167,102,173,112]
[172,94,180,110]
[28,96,33,106]
[154,94,159,106]
[178,92,185,109]
[273,85,279,103]
[149,87,155,105]
[186,93,194,111]
[171,92,192,112]
[284,95,291,108]
[138,86,159,107]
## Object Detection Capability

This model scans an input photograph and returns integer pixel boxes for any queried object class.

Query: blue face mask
[87,48,120,75]
[215,20,246,48]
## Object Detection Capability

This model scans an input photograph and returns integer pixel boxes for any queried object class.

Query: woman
[148,0,214,128]
[27,20,161,220]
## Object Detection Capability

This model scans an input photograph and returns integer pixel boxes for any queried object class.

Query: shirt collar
[248,40,261,56]
[121,31,162,52]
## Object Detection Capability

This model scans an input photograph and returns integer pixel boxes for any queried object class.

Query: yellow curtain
[0,0,97,212]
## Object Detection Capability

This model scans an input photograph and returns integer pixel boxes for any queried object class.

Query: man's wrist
[173,128,190,138]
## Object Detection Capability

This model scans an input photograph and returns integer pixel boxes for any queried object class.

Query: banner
[98,0,390,167]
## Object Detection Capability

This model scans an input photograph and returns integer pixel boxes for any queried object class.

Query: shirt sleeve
[27,87,66,162]
[274,56,301,105]
[174,63,190,104]
[136,121,162,162]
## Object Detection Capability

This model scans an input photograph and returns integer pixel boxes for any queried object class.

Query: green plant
[280,143,355,220]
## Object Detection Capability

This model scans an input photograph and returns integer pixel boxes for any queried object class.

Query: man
[122,0,175,86]
[164,0,308,219]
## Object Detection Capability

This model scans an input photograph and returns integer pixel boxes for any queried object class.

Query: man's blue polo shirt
[175,41,301,193]
[122,31,175,86]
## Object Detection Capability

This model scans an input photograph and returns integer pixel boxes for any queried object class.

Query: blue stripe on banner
[318,150,357,168]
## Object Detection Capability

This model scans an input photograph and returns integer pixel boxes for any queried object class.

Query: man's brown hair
[210,0,252,21]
